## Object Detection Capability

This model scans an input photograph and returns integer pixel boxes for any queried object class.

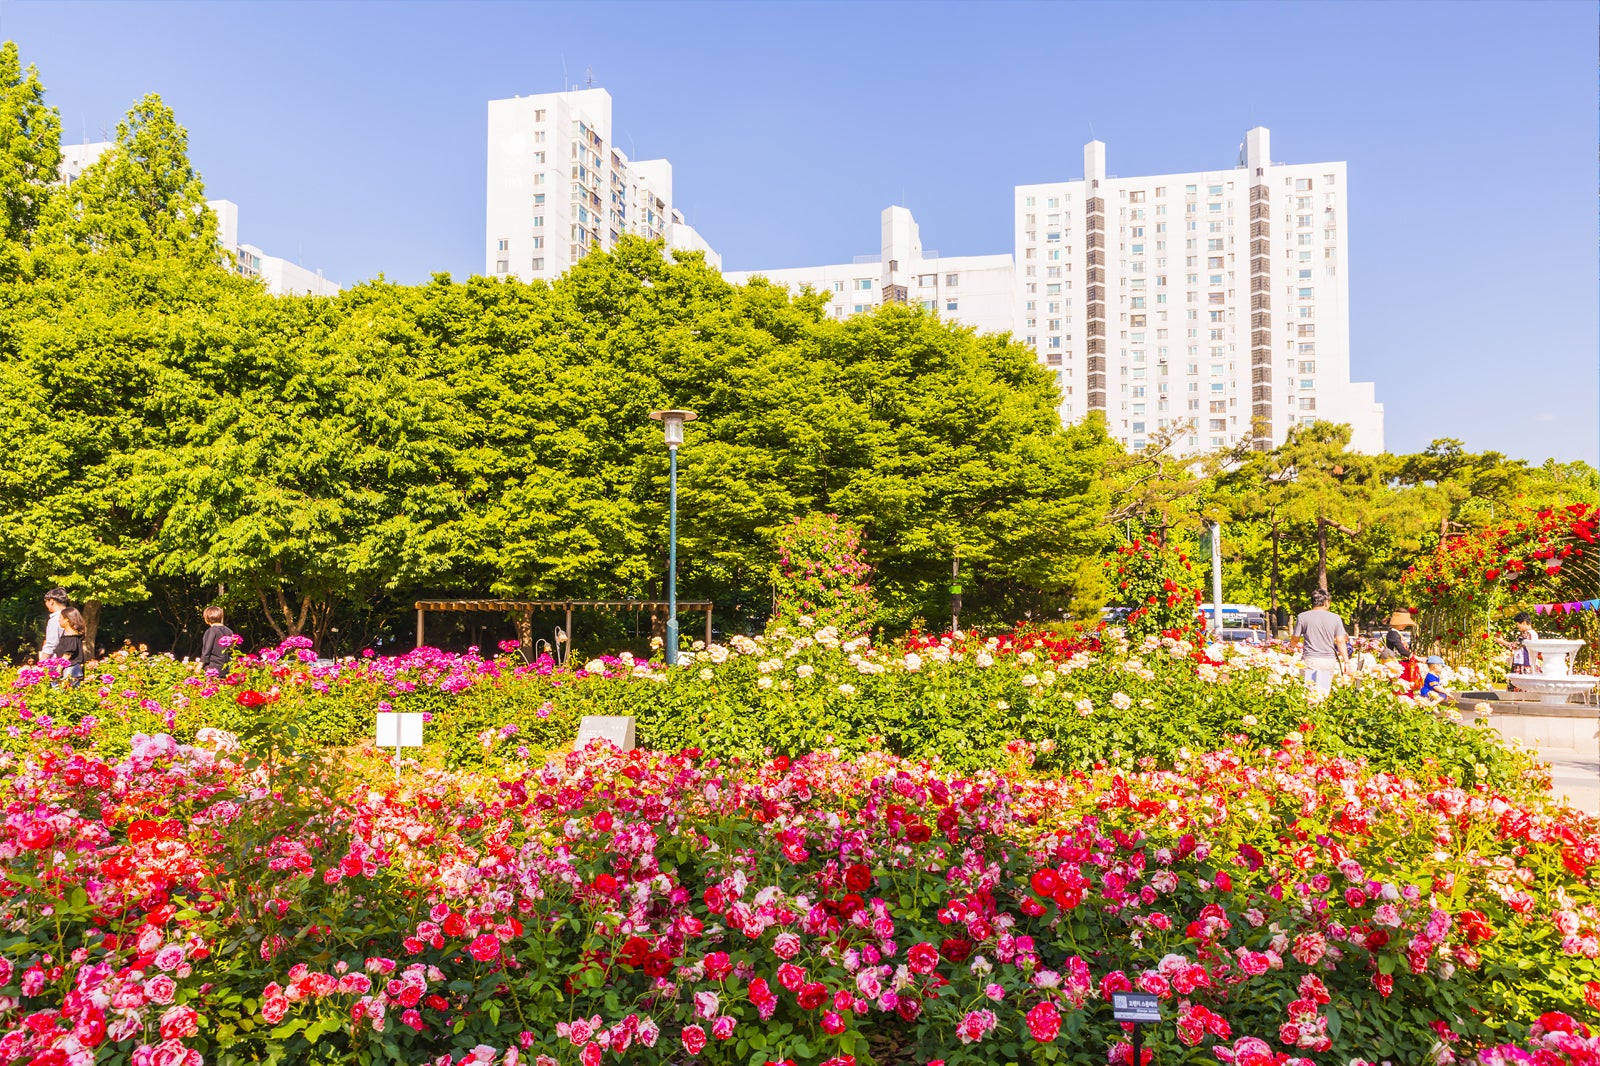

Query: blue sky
[8,0,1596,464]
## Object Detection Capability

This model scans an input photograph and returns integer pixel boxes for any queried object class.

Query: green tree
[40,93,215,263]
[0,41,61,248]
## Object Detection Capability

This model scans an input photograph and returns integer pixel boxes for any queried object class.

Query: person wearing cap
[1419,656,1457,702]
[38,587,69,661]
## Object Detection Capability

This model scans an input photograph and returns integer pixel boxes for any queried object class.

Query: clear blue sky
[7,0,1596,465]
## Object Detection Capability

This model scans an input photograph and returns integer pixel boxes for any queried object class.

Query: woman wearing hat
[1382,610,1414,659]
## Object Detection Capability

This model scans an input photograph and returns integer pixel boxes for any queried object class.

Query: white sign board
[574,715,635,752]
[376,712,424,747]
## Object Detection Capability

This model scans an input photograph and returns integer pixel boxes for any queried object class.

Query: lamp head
[648,408,697,447]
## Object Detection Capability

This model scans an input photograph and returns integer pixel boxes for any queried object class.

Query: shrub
[0,737,1594,1065]
[773,513,877,635]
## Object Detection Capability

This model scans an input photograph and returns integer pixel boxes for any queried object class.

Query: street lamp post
[648,409,697,665]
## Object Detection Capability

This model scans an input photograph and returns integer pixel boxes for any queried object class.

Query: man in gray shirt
[38,588,68,661]
[1293,589,1349,692]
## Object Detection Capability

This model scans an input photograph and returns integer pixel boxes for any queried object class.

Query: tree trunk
[82,598,102,661]
[1316,518,1330,596]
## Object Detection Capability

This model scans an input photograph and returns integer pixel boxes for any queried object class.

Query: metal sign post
[1113,992,1161,1064]
[375,711,424,782]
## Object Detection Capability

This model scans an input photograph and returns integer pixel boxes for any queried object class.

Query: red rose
[797,981,829,1010]
[844,864,872,892]
[468,933,500,962]
[1025,1000,1062,1043]
[680,1024,707,1055]
[442,913,468,938]
[905,823,932,843]
[907,942,939,974]
[1030,868,1061,897]
[18,824,54,851]
[939,938,973,963]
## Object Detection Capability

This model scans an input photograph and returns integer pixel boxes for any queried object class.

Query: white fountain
[1512,639,1599,705]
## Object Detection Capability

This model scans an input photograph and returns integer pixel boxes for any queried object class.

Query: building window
[919,274,936,286]
[530,257,544,270]
[945,273,959,286]
[1296,178,1313,191]
[853,304,870,313]
[1299,397,1317,410]
[497,239,509,251]
[833,281,845,293]
[531,216,544,227]
[946,299,958,311]
[855,278,873,290]
[496,260,509,273]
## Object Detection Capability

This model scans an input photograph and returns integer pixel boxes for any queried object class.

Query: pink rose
[680,1024,707,1055]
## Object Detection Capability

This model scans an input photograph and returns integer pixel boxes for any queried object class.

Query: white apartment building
[723,206,1015,335]
[58,141,113,184]
[1015,128,1382,454]
[486,88,718,281]
[210,199,340,297]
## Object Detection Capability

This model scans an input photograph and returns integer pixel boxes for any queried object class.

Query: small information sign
[1112,992,1162,1024]
[575,715,636,752]
[376,712,424,747]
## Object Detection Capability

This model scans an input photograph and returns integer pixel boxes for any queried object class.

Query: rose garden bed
[0,630,1596,1065]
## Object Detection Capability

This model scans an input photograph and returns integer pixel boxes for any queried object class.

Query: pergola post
[704,607,712,647]
[416,607,424,649]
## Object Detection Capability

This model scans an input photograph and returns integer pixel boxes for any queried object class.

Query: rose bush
[0,726,1595,1065]
[1,628,1529,791]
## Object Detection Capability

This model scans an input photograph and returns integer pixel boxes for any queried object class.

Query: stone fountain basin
[1457,691,1598,752]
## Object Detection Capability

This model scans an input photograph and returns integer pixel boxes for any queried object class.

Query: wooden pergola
[413,598,714,653]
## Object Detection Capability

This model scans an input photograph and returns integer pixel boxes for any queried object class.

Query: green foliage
[40,93,216,263]
[0,41,59,248]
[9,633,1531,794]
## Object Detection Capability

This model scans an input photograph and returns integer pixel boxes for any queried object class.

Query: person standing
[198,606,237,675]
[1293,589,1350,692]
[55,606,86,686]
[1508,612,1540,675]
[38,588,69,661]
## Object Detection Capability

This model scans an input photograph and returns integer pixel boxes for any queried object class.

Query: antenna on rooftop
[585,66,594,88]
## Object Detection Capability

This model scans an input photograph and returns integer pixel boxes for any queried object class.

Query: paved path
[1541,746,1600,815]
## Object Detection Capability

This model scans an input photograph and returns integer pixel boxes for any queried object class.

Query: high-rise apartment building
[722,206,1014,335]
[1015,128,1382,453]
[486,88,719,283]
